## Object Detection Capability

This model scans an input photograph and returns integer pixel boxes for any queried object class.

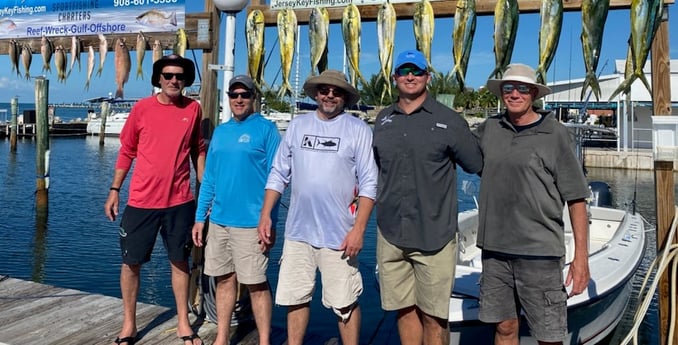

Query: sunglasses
[395,66,427,77]
[318,86,345,97]
[161,72,186,81]
[227,91,253,99]
[501,83,532,95]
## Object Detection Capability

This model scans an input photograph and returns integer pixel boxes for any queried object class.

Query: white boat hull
[86,112,129,136]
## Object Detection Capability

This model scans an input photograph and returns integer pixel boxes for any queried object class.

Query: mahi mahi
[608,0,663,100]
[247,9,266,88]
[489,0,519,79]
[115,38,131,99]
[277,9,297,98]
[309,7,329,76]
[452,0,476,90]
[413,0,434,71]
[535,0,563,85]
[580,0,610,101]
[378,2,396,102]
[174,28,186,57]
[342,4,368,87]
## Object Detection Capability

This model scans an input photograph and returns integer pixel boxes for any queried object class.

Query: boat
[86,110,129,136]
[263,110,291,131]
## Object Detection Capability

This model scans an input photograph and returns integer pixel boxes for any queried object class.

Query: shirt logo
[239,134,251,143]
[301,135,340,152]
[436,123,447,129]
[380,114,395,126]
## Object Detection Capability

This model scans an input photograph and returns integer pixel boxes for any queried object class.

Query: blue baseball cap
[394,50,428,70]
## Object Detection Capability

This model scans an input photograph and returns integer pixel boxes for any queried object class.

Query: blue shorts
[478,251,567,342]
[119,201,195,265]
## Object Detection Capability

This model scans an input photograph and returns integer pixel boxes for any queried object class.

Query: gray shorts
[478,251,567,342]
[203,223,268,285]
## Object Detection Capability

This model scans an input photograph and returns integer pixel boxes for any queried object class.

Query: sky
[1,1,677,104]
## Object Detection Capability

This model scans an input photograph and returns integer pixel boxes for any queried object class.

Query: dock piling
[10,97,17,152]
[35,77,49,213]
[99,101,109,146]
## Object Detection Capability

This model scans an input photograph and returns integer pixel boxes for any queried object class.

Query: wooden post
[199,0,220,141]
[10,97,18,152]
[652,6,675,345]
[34,77,49,214]
[99,101,110,146]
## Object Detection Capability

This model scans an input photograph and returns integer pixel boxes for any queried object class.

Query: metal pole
[221,12,237,123]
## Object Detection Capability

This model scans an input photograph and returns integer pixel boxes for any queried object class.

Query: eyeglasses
[501,83,532,95]
[395,66,427,77]
[161,72,186,81]
[317,86,345,97]
[227,91,253,99]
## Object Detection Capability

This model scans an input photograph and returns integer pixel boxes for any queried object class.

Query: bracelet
[110,187,121,192]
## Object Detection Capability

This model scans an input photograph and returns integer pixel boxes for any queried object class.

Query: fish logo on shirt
[380,114,395,126]
[301,134,340,152]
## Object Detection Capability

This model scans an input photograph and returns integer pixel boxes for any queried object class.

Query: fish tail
[84,80,90,91]
[24,71,30,80]
[638,72,652,96]
[170,11,177,26]
[535,68,547,86]
[96,66,103,77]
[608,75,636,101]
[137,65,144,80]
[488,66,502,80]
[115,87,124,99]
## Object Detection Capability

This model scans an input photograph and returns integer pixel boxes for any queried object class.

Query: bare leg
[397,306,423,345]
[286,303,310,345]
[495,318,520,345]
[336,304,361,345]
[247,282,272,345]
[115,263,140,344]
[171,260,201,344]
[212,273,237,345]
[421,311,449,345]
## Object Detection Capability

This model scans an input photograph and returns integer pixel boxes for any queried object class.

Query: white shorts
[203,223,268,285]
[275,239,363,310]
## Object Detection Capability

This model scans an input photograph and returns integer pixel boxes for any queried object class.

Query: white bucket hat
[486,63,552,99]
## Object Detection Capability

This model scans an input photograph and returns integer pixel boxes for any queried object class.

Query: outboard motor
[588,181,612,207]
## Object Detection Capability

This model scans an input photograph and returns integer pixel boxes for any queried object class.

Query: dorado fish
[413,0,434,70]
[97,33,108,77]
[452,0,476,90]
[67,36,81,78]
[342,4,368,87]
[21,43,32,80]
[377,2,396,102]
[608,0,663,100]
[309,7,329,76]
[54,45,67,82]
[489,0,519,79]
[535,0,563,85]
[115,38,131,99]
[247,9,266,87]
[136,10,177,26]
[174,28,186,57]
[152,39,163,64]
[136,32,147,80]
[41,36,54,73]
[85,45,95,90]
[580,0,610,101]
[277,9,297,98]
[9,39,20,77]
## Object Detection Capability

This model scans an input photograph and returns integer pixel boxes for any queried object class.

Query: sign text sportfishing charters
[271,0,352,10]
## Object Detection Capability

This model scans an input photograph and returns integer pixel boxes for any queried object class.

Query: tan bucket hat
[486,63,552,99]
[303,70,361,107]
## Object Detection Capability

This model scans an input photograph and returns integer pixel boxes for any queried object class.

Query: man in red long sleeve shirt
[104,54,206,345]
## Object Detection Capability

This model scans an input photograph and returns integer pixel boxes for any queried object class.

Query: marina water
[0,104,670,344]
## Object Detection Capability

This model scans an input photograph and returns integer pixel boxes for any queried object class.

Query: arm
[340,196,375,258]
[104,168,129,221]
[257,189,282,251]
[565,198,590,296]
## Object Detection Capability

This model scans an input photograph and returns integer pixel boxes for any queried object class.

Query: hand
[104,191,120,221]
[339,227,364,258]
[565,255,590,297]
[192,223,205,247]
[257,216,275,252]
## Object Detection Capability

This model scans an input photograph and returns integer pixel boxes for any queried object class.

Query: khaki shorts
[203,223,268,285]
[376,229,456,320]
[275,239,363,310]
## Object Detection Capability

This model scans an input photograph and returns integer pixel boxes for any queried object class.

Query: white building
[544,59,678,150]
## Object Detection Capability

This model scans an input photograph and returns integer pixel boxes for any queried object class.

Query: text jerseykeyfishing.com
[271,0,352,10]
[1,5,48,17]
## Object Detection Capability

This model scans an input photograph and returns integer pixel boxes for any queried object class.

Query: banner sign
[0,0,185,39]
[269,0,429,10]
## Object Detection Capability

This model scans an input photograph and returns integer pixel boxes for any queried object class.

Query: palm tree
[359,73,396,106]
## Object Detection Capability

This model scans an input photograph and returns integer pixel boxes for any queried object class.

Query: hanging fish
[152,39,163,64]
[580,0,610,101]
[342,4,368,87]
[377,2,396,102]
[247,9,266,88]
[97,33,108,77]
[535,0,563,85]
[277,9,297,98]
[489,0,519,79]
[413,0,434,70]
[136,32,147,80]
[452,0,476,90]
[9,39,20,77]
[21,43,32,80]
[54,45,67,82]
[67,36,81,78]
[85,45,95,90]
[41,35,54,73]
[115,38,131,99]
[174,28,186,57]
[309,7,329,76]
[608,0,663,100]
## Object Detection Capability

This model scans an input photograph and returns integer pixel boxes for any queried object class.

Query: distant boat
[86,110,129,136]
[263,110,291,131]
